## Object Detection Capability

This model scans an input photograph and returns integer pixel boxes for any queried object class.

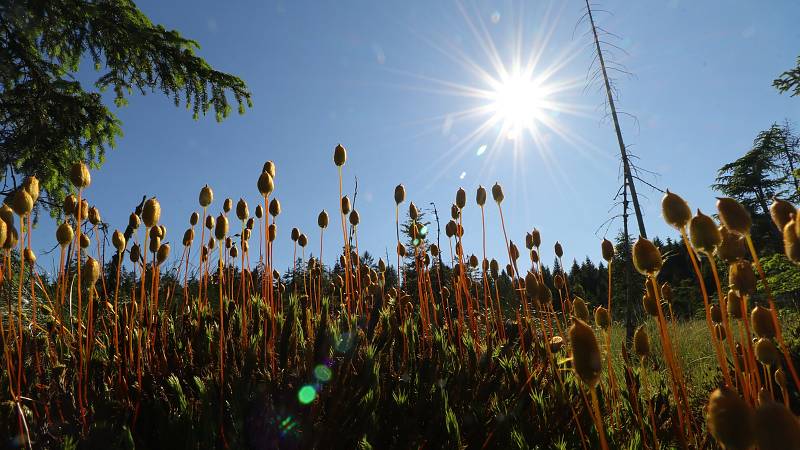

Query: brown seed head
[10,189,33,216]
[22,176,39,203]
[729,260,756,297]
[770,198,795,232]
[661,190,692,229]
[751,305,775,338]
[706,387,755,450]
[717,197,752,236]
[129,213,140,230]
[199,184,213,207]
[318,210,329,228]
[142,197,161,228]
[333,144,347,166]
[633,237,662,276]
[754,397,800,450]
[112,230,126,252]
[237,199,249,221]
[573,297,590,322]
[689,209,721,255]
[257,172,274,196]
[341,196,351,215]
[454,187,466,209]
[568,318,602,388]
[600,239,614,262]
[476,185,486,206]
[182,228,194,246]
[129,243,141,263]
[755,338,779,366]
[269,198,281,217]
[595,306,610,330]
[215,214,228,240]
[263,160,276,178]
[156,244,170,265]
[394,184,405,204]
[633,325,650,357]
[70,162,91,188]
[491,183,504,204]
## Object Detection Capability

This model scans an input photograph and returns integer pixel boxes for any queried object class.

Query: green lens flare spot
[314,365,333,382]
[298,385,317,404]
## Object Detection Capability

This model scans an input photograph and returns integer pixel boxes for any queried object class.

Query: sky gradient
[34,0,800,276]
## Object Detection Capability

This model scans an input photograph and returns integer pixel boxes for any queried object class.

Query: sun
[489,72,547,138]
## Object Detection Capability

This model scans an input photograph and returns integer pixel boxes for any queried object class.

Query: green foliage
[0,0,252,215]
[759,253,800,299]
[775,55,800,97]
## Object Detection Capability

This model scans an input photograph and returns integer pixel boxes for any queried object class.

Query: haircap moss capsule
[237,199,249,221]
[689,210,721,255]
[199,184,213,208]
[661,190,692,229]
[182,228,194,246]
[751,305,775,338]
[394,184,405,204]
[0,220,7,249]
[22,176,39,203]
[190,211,199,226]
[142,197,161,228]
[341,196,351,215]
[396,242,406,257]
[79,234,90,249]
[129,243,141,263]
[82,257,101,286]
[754,396,800,450]
[594,306,610,330]
[710,304,722,323]
[63,195,77,217]
[729,260,756,297]
[706,387,755,450]
[156,243,170,265]
[255,204,263,219]
[229,245,238,259]
[318,210,329,229]
[770,198,795,232]
[717,197,752,236]
[633,237,662,276]
[268,224,277,242]
[262,160,276,178]
[149,236,160,254]
[476,185,486,206]
[755,338,779,366]
[633,326,650,358]
[298,233,308,247]
[525,233,534,250]
[215,214,228,241]
[554,241,563,258]
[257,172,274,196]
[530,249,539,264]
[783,220,800,263]
[718,226,747,262]
[661,282,673,302]
[88,206,101,225]
[128,213,140,230]
[112,230,126,252]
[333,144,347,166]
[269,198,281,217]
[572,297,590,322]
[642,292,659,317]
[455,188,466,209]
[531,228,541,248]
[70,162,91,188]
[349,210,360,226]
[568,318,602,388]
[222,198,232,214]
[10,189,33,216]
[291,227,300,242]
[205,215,215,230]
[491,182,504,204]
[2,226,17,249]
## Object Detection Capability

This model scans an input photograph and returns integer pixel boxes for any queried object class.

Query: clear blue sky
[35,0,800,275]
